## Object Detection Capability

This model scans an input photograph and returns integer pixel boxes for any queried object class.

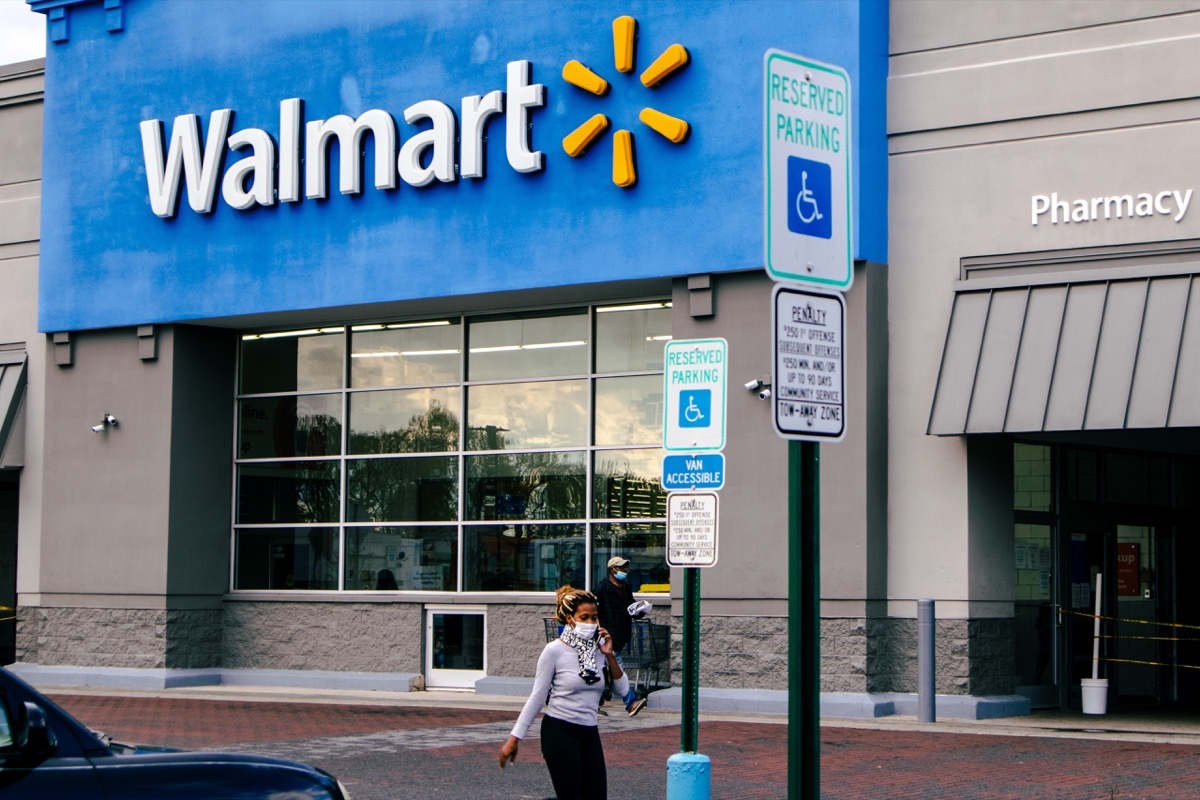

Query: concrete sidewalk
[40,685,1200,799]
[40,681,1200,745]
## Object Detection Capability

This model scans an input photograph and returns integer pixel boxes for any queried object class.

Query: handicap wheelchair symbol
[795,171,822,224]
[786,156,832,240]
[679,390,711,428]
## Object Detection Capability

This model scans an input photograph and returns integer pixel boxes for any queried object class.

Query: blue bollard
[667,752,711,800]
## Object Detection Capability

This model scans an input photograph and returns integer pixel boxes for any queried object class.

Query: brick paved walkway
[50,694,1200,799]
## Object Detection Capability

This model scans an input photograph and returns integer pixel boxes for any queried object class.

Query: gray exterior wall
[0,60,45,668]
[20,323,235,668]
[888,0,1200,691]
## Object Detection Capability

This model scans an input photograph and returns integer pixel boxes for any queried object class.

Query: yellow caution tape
[1067,609,1200,632]
[1097,634,1200,642]
[0,615,14,622]
[1102,656,1200,671]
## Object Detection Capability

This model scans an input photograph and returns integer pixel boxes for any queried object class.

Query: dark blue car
[0,666,351,799]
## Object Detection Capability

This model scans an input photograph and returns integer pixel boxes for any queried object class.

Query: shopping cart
[623,620,672,696]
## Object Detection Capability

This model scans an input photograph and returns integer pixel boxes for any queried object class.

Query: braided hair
[554,585,598,624]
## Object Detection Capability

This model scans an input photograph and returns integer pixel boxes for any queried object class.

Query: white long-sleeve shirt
[510,639,630,740]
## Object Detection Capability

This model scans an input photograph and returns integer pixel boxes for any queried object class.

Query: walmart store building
[11,0,1199,717]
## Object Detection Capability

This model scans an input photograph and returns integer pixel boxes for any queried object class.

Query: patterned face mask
[560,626,601,684]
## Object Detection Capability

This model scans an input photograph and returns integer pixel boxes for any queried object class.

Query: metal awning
[928,275,1200,435]
[0,352,27,466]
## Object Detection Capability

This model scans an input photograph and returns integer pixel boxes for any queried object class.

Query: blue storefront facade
[10,0,899,705]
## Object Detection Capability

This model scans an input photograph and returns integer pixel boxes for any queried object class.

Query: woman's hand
[499,736,520,769]
[597,627,615,656]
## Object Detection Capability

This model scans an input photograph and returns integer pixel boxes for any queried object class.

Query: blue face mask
[614,571,628,582]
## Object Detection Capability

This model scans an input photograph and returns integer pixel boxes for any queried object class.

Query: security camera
[744,378,764,392]
[758,388,772,400]
[103,414,119,427]
[91,424,106,433]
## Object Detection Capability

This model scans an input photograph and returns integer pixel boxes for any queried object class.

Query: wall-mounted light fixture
[90,413,119,433]
[744,378,772,400]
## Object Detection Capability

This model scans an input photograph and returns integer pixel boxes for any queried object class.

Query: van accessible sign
[764,49,853,291]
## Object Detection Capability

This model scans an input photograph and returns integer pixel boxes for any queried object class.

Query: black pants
[539,714,607,800]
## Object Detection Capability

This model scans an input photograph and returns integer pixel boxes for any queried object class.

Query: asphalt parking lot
[41,690,1200,799]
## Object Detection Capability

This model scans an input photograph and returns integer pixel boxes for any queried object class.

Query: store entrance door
[1061,514,1177,708]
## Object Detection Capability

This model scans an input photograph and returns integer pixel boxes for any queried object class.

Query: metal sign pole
[681,566,701,752]
[788,440,820,800]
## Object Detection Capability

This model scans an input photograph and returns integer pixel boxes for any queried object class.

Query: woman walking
[498,585,629,799]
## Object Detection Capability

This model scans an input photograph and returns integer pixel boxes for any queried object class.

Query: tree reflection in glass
[349,392,460,454]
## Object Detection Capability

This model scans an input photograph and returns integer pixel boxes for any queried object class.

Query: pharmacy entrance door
[1061,511,1186,709]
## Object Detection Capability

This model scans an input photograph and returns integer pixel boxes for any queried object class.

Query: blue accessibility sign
[661,453,726,491]
[786,156,832,240]
[678,389,711,428]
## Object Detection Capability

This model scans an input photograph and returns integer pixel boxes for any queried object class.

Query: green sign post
[765,46,852,800]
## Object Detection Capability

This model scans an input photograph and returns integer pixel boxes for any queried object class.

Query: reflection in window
[237,461,340,524]
[467,381,587,449]
[349,389,460,454]
[240,330,345,394]
[595,302,671,373]
[468,312,588,381]
[593,523,668,593]
[594,449,665,519]
[466,452,586,521]
[343,526,458,591]
[350,321,461,387]
[235,303,670,595]
[347,457,458,522]
[235,527,339,590]
[594,375,663,446]
[239,394,342,459]
[464,524,586,591]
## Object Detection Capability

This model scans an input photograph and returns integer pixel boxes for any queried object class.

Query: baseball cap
[607,556,631,570]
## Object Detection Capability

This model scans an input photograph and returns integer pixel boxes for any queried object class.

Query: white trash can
[1081,678,1108,715]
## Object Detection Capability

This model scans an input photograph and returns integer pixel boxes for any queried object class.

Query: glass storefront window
[1013,443,1051,512]
[238,394,342,459]
[593,448,665,519]
[594,375,663,446]
[465,451,586,521]
[347,456,458,522]
[593,523,668,593]
[349,388,460,454]
[350,321,461,387]
[234,527,339,590]
[467,311,588,381]
[343,525,458,591]
[236,461,340,524]
[235,303,669,595]
[463,523,586,591]
[240,330,345,394]
[595,302,671,373]
[466,380,588,449]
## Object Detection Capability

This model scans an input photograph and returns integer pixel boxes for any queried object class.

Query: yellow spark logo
[561,16,691,188]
